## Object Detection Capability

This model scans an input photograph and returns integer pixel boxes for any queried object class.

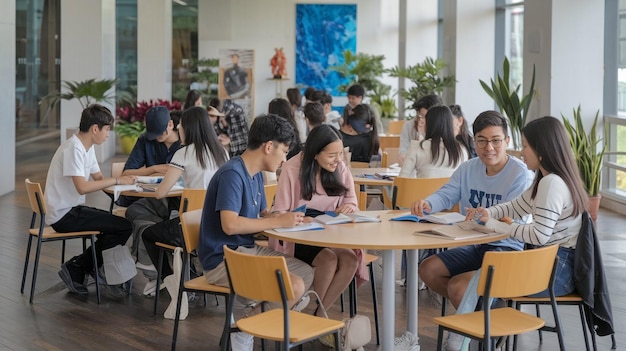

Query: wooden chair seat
[29,226,100,239]
[433,307,545,338]
[184,276,230,294]
[155,242,177,251]
[236,309,345,342]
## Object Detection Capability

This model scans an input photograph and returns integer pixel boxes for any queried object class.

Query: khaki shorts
[204,245,314,316]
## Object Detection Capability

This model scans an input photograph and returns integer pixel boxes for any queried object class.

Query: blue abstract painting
[296,4,356,96]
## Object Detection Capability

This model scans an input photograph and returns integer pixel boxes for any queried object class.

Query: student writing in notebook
[269,125,364,317]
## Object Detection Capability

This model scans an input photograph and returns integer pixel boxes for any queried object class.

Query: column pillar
[137,0,172,101]
[442,0,496,120]
[60,0,116,161]
[0,0,16,195]
[524,0,604,120]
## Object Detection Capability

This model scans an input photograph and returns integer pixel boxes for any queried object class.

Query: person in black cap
[122,106,182,178]
[339,104,380,163]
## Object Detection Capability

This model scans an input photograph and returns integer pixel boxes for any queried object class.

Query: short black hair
[304,87,317,100]
[472,110,508,136]
[79,104,114,132]
[304,101,325,127]
[347,84,365,97]
[413,94,443,111]
[247,114,295,150]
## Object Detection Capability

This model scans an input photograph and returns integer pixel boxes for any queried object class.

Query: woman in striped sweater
[469,116,589,297]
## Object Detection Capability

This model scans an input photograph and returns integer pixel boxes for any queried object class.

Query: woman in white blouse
[399,105,469,178]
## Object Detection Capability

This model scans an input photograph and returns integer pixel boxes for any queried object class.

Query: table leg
[407,249,419,336]
[382,249,396,350]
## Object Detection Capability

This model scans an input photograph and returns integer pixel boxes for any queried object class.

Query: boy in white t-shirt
[44,104,137,295]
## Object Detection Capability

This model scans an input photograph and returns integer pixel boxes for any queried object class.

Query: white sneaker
[135,262,157,273]
[142,279,165,296]
[394,331,419,351]
[292,295,310,312]
[230,332,254,351]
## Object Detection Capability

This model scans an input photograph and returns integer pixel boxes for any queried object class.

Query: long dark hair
[183,90,202,110]
[522,116,588,216]
[449,104,475,158]
[179,107,227,169]
[348,104,380,158]
[422,105,463,167]
[299,125,349,200]
[268,98,302,146]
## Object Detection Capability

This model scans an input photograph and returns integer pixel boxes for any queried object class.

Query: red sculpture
[270,48,287,79]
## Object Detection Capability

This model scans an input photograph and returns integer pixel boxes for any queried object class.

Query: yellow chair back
[392,176,449,209]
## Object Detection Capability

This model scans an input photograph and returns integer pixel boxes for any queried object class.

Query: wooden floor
[1,134,623,350]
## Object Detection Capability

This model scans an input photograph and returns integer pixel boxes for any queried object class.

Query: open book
[414,221,495,240]
[315,213,381,225]
[272,222,324,232]
[390,212,466,224]
[136,176,163,184]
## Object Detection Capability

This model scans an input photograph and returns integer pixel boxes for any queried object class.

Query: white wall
[60,0,116,161]
[0,0,16,196]
[197,0,423,118]
[525,0,605,128]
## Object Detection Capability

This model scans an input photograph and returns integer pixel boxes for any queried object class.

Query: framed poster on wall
[219,49,254,122]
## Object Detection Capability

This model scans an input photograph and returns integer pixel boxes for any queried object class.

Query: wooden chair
[379,135,400,150]
[264,183,278,211]
[354,182,368,211]
[433,245,562,351]
[221,246,344,351]
[21,179,102,304]
[154,189,208,315]
[386,120,405,134]
[381,147,400,168]
[171,209,230,350]
[391,176,449,209]
[350,161,370,169]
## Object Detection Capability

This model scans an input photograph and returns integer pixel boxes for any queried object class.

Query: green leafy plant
[40,78,132,110]
[114,121,146,138]
[562,105,606,197]
[479,57,535,150]
[369,84,398,119]
[387,57,455,112]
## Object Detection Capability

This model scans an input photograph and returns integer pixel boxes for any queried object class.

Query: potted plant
[562,105,607,221]
[479,57,535,150]
[40,78,132,109]
[387,56,456,115]
[115,99,183,154]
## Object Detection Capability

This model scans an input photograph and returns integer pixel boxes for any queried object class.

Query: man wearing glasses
[411,110,533,314]
[399,94,443,163]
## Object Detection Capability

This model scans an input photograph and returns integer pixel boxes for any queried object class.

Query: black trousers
[52,206,132,273]
[142,217,183,280]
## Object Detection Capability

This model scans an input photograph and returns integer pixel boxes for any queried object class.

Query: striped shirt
[485,173,581,248]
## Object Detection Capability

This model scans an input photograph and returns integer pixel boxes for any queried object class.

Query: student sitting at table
[340,104,380,163]
[399,105,469,178]
[399,94,443,163]
[269,124,365,316]
[135,107,228,295]
[197,114,313,350]
[44,104,136,295]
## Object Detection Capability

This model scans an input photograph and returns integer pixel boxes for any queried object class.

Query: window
[116,0,137,98]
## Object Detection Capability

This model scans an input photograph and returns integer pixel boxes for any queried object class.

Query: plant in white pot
[561,105,606,221]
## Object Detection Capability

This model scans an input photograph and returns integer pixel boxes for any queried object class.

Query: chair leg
[171,254,188,351]
[368,262,380,345]
[29,238,43,303]
[340,291,344,312]
[91,236,101,304]
[334,330,341,350]
[154,247,165,316]
[441,296,447,316]
[436,326,445,351]
[62,239,66,263]
[349,277,357,317]
[535,304,543,343]
[549,299,566,351]
[577,304,591,351]
[21,235,34,294]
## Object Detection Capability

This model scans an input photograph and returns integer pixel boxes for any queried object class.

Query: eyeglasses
[474,139,504,149]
